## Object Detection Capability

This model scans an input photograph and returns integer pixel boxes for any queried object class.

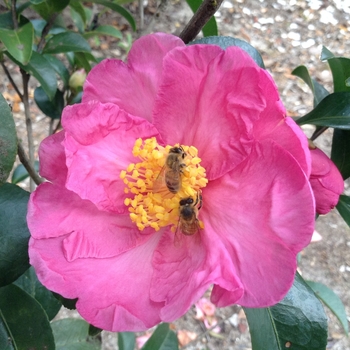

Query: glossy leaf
[118,332,136,350]
[0,21,33,65]
[292,65,329,107]
[31,18,47,38]
[0,284,55,349]
[12,161,39,184]
[52,292,78,310]
[5,50,57,100]
[190,36,265,69]
[0,93,17,184]
[43,31,91,54]
[31,0,70,20]
[34,86,64,119]
[74,52,93,72]
[296,92,350,129]
[185,0,218,37]
[70,0,87,25]
[307,280,349,335]
[331,129,350,180]
[321,46,350,93]
[84,25,123,39]
[89,0,136,31]
[70,6,85,33]
[141,323,178,350]
[14,267,62,321]
[337,195,350,227]
[0,12,30,30]
[51,318,101,350]
[244,273,328,350]
[88,324,102,337]
[44,53,70,87]
[0,184,30,287]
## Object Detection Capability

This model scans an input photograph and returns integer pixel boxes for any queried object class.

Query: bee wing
[152,165,167,193]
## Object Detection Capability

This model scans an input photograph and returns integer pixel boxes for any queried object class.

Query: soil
[2,0,350,349]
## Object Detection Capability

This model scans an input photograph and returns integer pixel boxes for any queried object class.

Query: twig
[0,61,23,99]
[179,0,224,44]
[311,126,328,141]
[17,142,44,185]
[11,0,18,30]
[21,68,36,191]
[37,13,59,53]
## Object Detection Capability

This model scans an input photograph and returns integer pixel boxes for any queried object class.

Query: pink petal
[27,183,152,257]
[62,101,159,213]
[83,33,185,121]
[38,131,67,185]
[309,147,344,214]
[200,140,314,307]
[154,45,269,179]
[29,231,164,331]
[150,229,242,321]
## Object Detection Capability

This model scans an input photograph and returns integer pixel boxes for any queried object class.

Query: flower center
[120,137,208,232]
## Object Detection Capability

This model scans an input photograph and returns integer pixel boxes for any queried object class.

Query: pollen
[120,137,208,232]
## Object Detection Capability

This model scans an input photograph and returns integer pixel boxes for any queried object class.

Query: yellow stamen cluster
[120,137,208,231]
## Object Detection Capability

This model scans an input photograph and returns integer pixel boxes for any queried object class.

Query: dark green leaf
[70,91,83,105]
[321,46,350,93]
[51,318,101,350]
[5,50,57,100]
[307,280,348,335]
[44,53,70,87]
[0,21,33,65]
[74,52,96,72]
[43,31,91,54]
[31,0,70,20]
[296,92,350,128]
[185,0,218,36]
[244,273,328,350]
[0,94,17,184]
[83,25,123,40]
[70,0,87,25]
[70,7,85,33]
[88,324,102,337]
[89,0,136,31]
[31,18,47,38]
[141,323,178,350]
[118,332,136,350]
[331,129,350,179]
[0,12,29,30]
[14,266,62,321]
[292,65,329,107]
[0,184,30,287]
[34,86,64,119]
[189,36,265,69]
[53,292,78,310]
[0,284,55,349]
[337,195,350,227]
[11,161,39,184]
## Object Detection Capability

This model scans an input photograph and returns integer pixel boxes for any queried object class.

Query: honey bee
[177,190,203,237]
[154,146,187,194]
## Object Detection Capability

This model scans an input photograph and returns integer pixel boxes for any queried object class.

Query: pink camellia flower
[308,142,344,214]
[28,33,315,331]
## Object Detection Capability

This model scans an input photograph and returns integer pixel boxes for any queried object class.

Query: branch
[0,61,23,100]
[17,142,44,186]
[179,0,224,44]
[37,13,58,53]
[11,0,18,30]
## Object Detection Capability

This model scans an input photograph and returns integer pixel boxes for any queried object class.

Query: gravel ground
[2,0,350,349]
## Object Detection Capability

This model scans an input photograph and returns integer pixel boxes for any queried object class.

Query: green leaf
[70,6,85,33]
[331,129,350,180]
[292,65,329,107]
[89,0,136,31]
[83,25,123,40]
[321,46,350,93]
[0,12,30,30]
[34,86,64,119]
[118,332,136,350]
[141,323,178,350]
[0,184,30,287]
[337,195,350,227]
[0,284,55,349]
[31,18,47,38]
[52,292,78,310]
[44,53,70,87]
[74,52,92,72]
[88,324,102,337]
[70,0,87,25]
[31,0,70,20]
[306,280,349,335]
[11,161,39,184]
[0,94,17,184]
[0,21,33,65]
[189,36,265,69]
[14,266,62,321]
[244,273,328,350]
[296,92,350,128]
[43,31,91,54]
[51,318,101,350]
[185,0,218,36]
[5,50,57,100]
